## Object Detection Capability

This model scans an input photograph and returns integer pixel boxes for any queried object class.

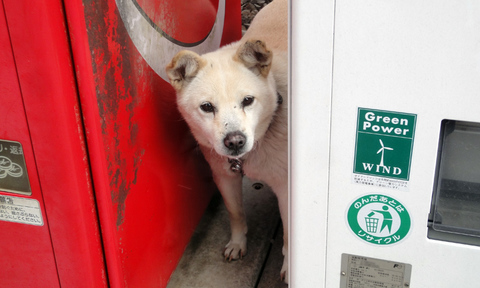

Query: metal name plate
[0,195,43,226]
[0,140,31,195]
[340,254,412,288]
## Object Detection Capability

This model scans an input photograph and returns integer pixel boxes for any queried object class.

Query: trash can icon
[365,216,379,233]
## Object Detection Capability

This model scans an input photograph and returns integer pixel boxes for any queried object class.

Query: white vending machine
[292,0,480,287]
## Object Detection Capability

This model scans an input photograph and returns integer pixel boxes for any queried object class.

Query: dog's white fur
[166,0,288,282]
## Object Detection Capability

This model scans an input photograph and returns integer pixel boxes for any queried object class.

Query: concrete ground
[167,178,288,288]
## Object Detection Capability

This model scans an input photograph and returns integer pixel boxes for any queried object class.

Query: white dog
[166,0,288,282]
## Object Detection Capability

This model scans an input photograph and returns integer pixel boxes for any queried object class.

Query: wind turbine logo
[377,139,393,167]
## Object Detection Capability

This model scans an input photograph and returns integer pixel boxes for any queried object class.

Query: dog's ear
[166,50,206,91]
[234,40,272,77]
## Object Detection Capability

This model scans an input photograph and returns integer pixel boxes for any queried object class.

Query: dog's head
[166,40,279,159]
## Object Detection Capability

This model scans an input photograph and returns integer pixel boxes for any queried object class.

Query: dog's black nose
[224,131,246,153]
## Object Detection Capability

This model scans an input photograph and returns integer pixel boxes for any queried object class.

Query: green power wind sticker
[347,194,411,245]
[353,108,417,190]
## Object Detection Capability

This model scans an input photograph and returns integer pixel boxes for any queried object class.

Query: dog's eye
[242,96,254,107]
[200,102,215,113]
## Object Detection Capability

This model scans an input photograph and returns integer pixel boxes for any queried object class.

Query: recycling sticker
[353,108,417,191]
[0,140,31,195]
[347,194,411,245]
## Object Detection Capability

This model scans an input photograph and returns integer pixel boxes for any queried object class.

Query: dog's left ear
[234,40,272,77]
[166,50,206,91]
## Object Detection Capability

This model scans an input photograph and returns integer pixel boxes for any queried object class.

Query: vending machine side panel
[3,0,108,287]
[0,4,61,288]
[64,1,241,286]
[291,0,335,286]
[326,1,480,287]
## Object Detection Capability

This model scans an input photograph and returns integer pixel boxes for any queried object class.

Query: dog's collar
[228,158,244,175]
[277,92,283,105]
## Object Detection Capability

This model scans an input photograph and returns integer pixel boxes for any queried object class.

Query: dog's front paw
[280,261,288,284]
[223,235,247,261]
[280,246,289,284]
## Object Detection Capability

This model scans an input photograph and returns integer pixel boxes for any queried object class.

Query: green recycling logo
[347,194,411,245]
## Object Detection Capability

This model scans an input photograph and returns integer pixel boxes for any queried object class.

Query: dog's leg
[214,172,247,261]
[275,184,289,283]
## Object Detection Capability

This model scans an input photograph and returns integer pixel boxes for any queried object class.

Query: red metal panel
[0,2,59,287]
[221,0,242,46]
[65,0,241,287]
[3,0,107,287]
[136,0,219,44]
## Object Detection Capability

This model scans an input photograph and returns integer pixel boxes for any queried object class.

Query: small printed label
[352,174,409,191]
[0,140,31,195]
[340,254,412,288]
[0,195,43,226]
[347,194,411,245]
[353,108,416,190]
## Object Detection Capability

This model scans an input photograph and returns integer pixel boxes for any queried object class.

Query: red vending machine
[0,0,241,287]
